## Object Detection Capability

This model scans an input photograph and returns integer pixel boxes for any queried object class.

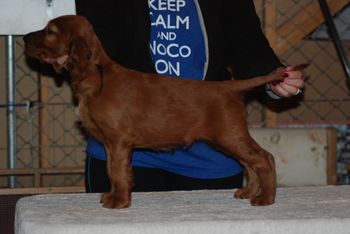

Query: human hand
[268,64,307,98]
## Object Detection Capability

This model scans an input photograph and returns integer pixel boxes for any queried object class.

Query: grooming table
[15,186,350,234]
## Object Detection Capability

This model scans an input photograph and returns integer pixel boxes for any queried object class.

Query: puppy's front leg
[101,141,133,209]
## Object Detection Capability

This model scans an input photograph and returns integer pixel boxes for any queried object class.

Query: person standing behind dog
[75,0,306,193]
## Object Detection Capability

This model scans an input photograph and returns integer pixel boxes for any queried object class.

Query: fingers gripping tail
[228,63,309,91]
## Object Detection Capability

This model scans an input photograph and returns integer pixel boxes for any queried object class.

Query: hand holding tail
[268,64,309,98]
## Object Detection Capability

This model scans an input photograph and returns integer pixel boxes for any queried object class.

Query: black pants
[85,156,243,193]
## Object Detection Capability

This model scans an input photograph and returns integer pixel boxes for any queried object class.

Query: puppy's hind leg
[214,131,276,206]
[246,145,276,206]
[234,161,260,200]
[251,148,276,206]
[239,142,276,206]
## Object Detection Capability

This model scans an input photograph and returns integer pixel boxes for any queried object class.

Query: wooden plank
[39,73,51,187]
[0,167,84,176]
[0,186,85,195]
[275,0,350,55]
[264,0,278,127]
[327,127,338,185]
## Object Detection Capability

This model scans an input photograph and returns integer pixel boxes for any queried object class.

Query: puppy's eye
[45,25,58,36]
[47,29,55,35]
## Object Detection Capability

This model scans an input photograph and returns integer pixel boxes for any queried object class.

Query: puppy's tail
[227,63,309,91]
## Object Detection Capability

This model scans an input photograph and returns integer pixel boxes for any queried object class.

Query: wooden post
[264,0,278,128]
[327,128,338,185]
[38,73,50,187]
[275,0,350,55]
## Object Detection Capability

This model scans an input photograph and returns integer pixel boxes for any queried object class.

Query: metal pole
[6,35,16,188]
[318,0,350,90]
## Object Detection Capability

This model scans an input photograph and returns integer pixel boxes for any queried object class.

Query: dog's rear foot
[250,193,275,206]
[234,187,258,199]
[101,192,131,209]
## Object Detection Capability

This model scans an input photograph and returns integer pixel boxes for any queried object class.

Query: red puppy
[24,15,307,208]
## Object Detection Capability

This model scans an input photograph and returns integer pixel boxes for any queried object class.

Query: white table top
[15,186,350,234]
[0,0,75,35]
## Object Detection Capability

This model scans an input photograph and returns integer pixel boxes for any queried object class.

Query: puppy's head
[23,15,98,74]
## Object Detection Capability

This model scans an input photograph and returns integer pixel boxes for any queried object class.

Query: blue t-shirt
[86,0,243,179]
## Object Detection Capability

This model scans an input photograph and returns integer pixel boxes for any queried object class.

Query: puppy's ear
[66,17,99,78]
[66,36,92,76]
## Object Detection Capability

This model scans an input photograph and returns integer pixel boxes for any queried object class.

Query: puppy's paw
[101,192,131,209]
[234,188,256,199]
[234,187,258,199]
[250,194,275,206]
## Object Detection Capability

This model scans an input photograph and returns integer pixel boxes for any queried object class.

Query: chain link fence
[0,38,86,188]
[1,0,350,189]
[252,0,350,184]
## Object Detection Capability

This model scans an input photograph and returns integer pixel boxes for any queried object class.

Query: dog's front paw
[101,192,131,209]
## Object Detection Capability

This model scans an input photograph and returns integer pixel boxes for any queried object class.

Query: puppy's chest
[75,85,98,124]
[77,102,89,123]
[76,96,98,132]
